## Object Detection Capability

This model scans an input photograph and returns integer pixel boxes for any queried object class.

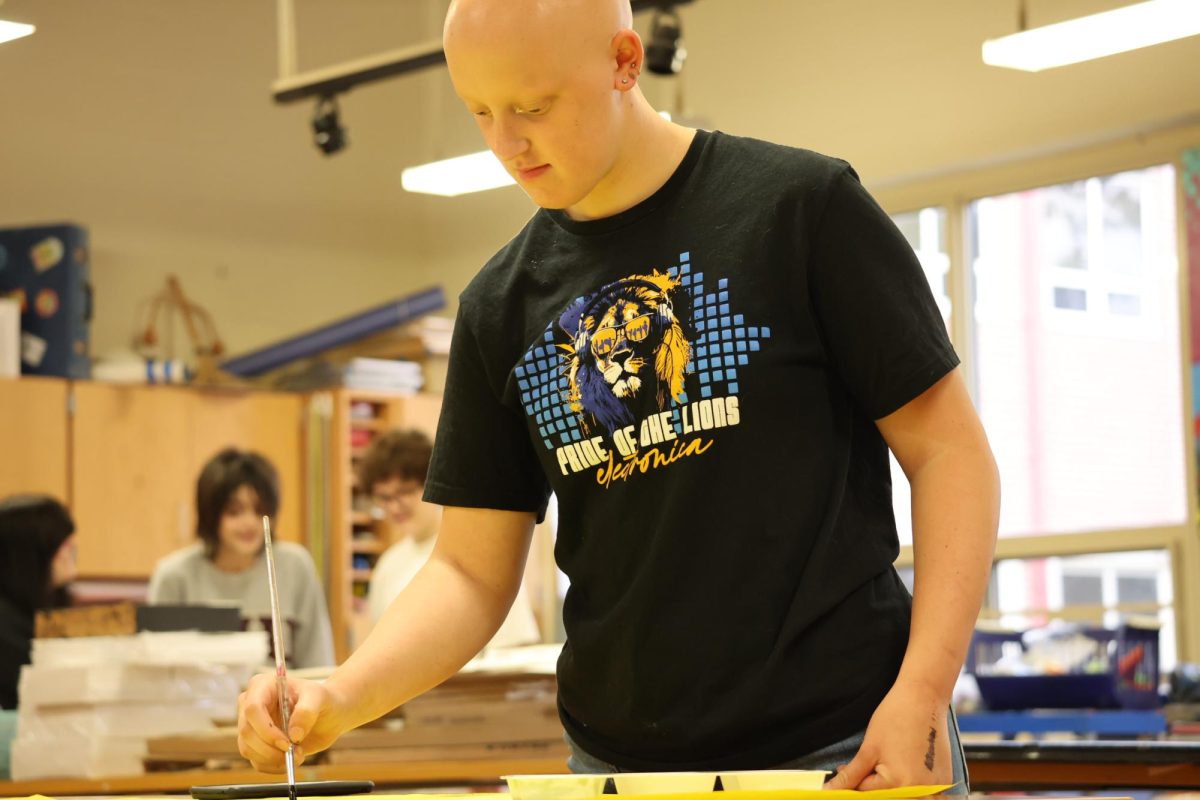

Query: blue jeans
[565,707,969,795]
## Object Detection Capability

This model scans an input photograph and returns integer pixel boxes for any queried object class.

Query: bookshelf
[325,389,442,662]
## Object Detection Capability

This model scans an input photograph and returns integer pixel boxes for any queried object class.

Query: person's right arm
[237,505,535,771]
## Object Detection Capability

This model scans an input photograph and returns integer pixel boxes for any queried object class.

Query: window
[885,156,1191,670]
[1034,171,1163,334]
[969,164,1185,538]
[892,207,951,326]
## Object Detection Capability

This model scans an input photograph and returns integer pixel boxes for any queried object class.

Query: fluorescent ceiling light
[982,0,1200,72]
[0,19,36,45]
[401,150,515,197]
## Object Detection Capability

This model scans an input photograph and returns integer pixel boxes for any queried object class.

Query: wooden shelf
[329,390,444,663]
[345,388,422,404]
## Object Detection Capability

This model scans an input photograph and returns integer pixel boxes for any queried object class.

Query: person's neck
[213,548,258,573]
[564,97,695,222]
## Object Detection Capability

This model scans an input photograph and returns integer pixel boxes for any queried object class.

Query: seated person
[0,495,76,709]
[148,448,334,668]
[360,430,541,648]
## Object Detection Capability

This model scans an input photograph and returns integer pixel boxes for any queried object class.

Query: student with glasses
[358,429,540,648]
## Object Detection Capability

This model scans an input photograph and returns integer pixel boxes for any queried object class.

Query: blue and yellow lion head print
[556,271,691,436]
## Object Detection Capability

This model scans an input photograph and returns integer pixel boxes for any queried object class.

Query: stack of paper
[275,357,425,392]
[341,358,424,392]
[416,316,454,356]
[10,631,267,780]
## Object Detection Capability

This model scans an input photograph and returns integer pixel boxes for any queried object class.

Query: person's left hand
[824,678,954,790]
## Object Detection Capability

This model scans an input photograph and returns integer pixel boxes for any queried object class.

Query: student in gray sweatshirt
[148,449,334,669]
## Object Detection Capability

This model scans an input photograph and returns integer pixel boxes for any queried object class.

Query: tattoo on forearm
[924,726,937,771]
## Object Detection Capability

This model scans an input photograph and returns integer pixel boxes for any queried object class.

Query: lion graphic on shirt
[557,272,691,436]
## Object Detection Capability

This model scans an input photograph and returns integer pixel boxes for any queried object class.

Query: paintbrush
[262,515,298,800]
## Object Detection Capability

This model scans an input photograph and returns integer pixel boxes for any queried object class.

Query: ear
[611,29,644,91]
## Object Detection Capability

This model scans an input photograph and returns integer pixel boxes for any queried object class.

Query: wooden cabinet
[0,377,69,502]
[71,382,195,577]
[323,389,441,662]
[70,383,305,578]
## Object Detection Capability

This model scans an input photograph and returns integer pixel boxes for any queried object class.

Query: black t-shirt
[0,594,33,709]
[424,129,959,770]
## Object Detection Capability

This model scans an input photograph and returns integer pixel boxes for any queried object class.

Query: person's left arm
[827,366,999,790]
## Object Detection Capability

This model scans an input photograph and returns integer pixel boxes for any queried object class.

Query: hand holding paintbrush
[192,518,372,799]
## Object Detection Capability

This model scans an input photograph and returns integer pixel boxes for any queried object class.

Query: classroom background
[2,0,1200,795]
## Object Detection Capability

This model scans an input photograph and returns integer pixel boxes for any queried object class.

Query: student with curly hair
[359,429,540,647]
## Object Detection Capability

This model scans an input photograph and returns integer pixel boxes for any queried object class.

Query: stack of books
[275,357,425,393]
[341,358,424,392]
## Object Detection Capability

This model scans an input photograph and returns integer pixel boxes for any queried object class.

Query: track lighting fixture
[311,95,348,156]
[646,6,687,76]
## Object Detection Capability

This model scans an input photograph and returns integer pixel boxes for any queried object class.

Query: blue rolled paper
[221,286,446,377]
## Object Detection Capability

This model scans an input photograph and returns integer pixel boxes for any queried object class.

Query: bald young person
[237,0,999,790]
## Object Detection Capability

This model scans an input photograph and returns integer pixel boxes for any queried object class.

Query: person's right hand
[237,673,349,772]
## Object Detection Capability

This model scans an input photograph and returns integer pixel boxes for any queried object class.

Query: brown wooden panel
[0,376,69,502]
[328,390,355,663]
[71,383,194,578]
[189,389,305,545]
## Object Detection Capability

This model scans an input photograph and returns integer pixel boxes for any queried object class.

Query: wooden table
[965,740,1200,790]
[3,742,1192,797]
[0,757,570,797]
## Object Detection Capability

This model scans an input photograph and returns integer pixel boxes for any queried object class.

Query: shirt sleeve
[423,304,551,520]
[146,559,186,604]
[806,165,960,420]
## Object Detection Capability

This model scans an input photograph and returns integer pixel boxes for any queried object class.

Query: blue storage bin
[968,622,1160,710]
